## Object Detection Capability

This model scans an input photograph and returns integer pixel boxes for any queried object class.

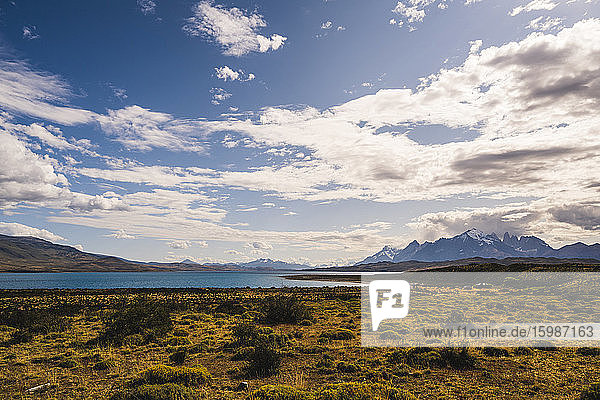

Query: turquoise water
[0,271,352,289]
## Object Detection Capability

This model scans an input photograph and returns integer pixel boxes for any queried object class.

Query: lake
[0,271,355,289]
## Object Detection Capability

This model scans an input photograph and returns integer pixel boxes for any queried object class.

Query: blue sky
[0,0,599,265]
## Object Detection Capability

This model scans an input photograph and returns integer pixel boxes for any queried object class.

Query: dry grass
[0,287,599,399]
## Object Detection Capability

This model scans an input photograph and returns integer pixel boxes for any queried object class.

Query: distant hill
[358,228,600,265]
[0,234,309,273]
[0,234,234,272]
[316,256,600,273]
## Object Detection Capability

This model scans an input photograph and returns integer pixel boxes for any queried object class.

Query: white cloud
[215,66,255,82]
[393,2,427,23]
[510,0,557,16]
[113,87,128,100]
[321,21,333,29]
[168,240,192,249]
[0,222,64,242]
[97,105,206,152]
[22,25,39,40]
[108,229,135,239]
[210,87,232,105]
[215,66,239,81]
[137,0,156,15]
[246,241,272,250]
[469,39,482,53]
[526,16,563,31]
[183,1,287,56]
[0,57,95,125]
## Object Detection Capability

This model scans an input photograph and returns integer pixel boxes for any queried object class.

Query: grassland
[1,287,599,399]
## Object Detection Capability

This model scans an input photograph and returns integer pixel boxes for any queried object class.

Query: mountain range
[358,228,600,265]
[0,234,308,272]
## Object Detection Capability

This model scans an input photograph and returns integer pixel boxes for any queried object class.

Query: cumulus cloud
[215,66,255,82]
[0,222,65,242]
[183,1,287,56]
[210,88,232,105]
[510,0,557,16]
[0,129,69,208]
[0,124,129,211]
[108,229,135,239]
[168,240,192,249]
[68,193,129,212]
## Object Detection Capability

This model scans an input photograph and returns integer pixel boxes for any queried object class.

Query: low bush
[247,345,282,377]
[439,348,479,369]
[514,347,533,356]
[169,349,187,365]
[259,295,311,324]
[0,304,77,340]
[247,384,309,400]
[97,298,173,346]
[134,365,211,386]
[110,383,201,400]
[336,361,360,373]
[482,347,510,357]
[576,348,600,356]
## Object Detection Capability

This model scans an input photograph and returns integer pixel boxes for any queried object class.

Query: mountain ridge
[0,234,307,272]
[358,228,600,265]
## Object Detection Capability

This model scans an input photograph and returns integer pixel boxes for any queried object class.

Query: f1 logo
[369,280,411,331]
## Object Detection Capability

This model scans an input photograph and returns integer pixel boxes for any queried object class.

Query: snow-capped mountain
[238,258,310,270]
[357,228,600,264]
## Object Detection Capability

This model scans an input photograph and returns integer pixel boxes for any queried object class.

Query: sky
[0,0,599,265]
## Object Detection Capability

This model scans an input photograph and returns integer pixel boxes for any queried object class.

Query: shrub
[482,347,510,357]
[0,305,76,339]
[214,300,247,315]
[577,348,600,356]
[259,295,311,324]
[232,346,255,361]
[134,365,211,386]
[514,347,533,356]
[110,383,201,400]
[97,298,173,346]
[580,383,600,400]
[3,329,33,346]
[319,329,355,340]
[336,361,360,373]
[316,382,415,400]
[231,323,289,349]
[439,348,479,369]
[169,349,187,365]
[247,345,281,377]
[93,359,115,371]
[247,385,309,400]
[233,323,261,343]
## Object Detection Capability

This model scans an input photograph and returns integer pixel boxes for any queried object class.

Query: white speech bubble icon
[369,280,411,331]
